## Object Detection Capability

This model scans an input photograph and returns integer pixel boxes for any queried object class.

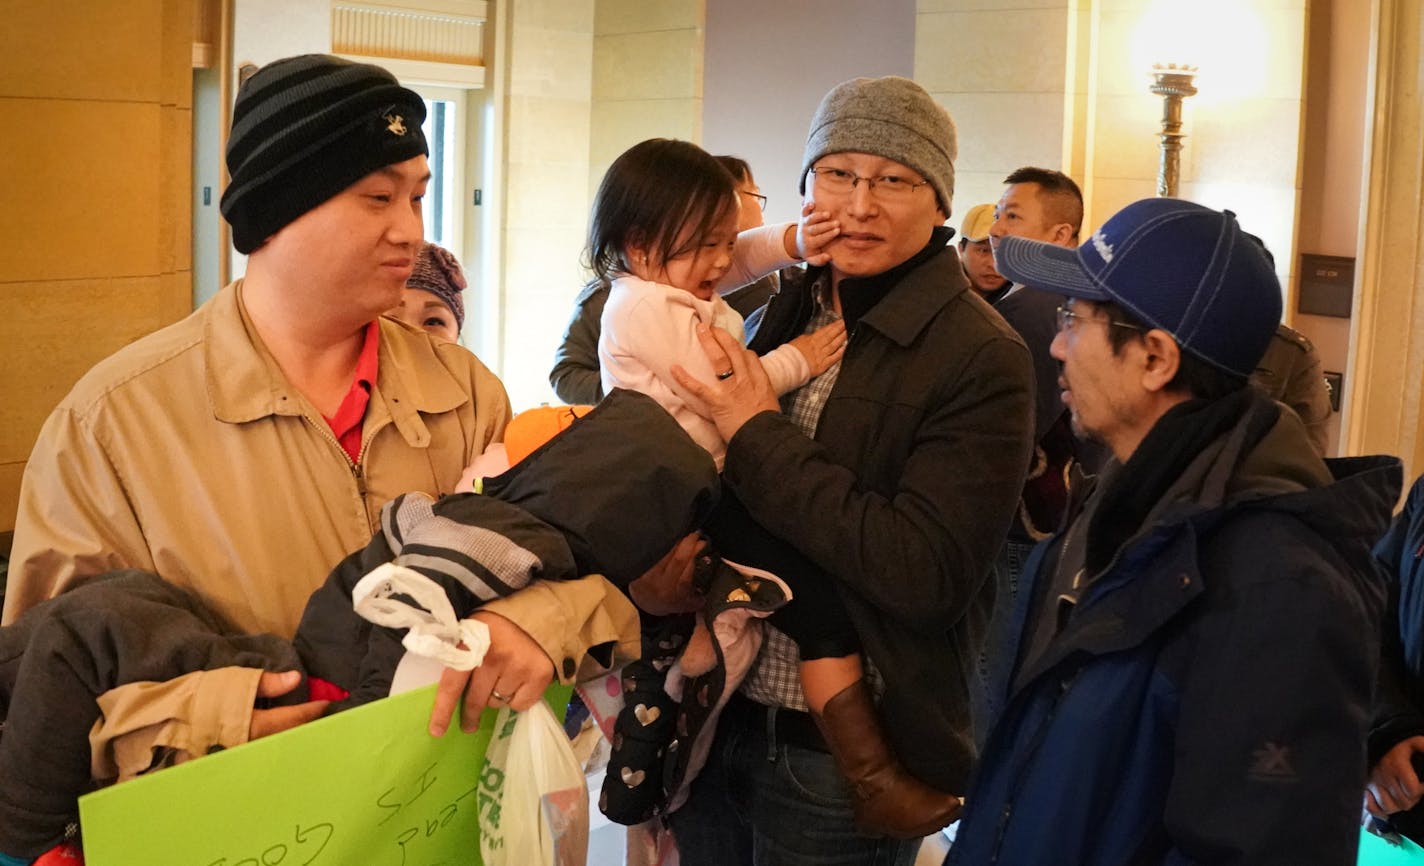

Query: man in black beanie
[6,54,636,790]
[653,76,1034,865]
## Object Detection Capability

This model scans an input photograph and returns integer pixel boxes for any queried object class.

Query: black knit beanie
[221,54,428,254]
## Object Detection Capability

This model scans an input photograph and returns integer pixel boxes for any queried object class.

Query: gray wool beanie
[800,76,957,215]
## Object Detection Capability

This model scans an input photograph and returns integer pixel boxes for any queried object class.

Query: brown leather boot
[810,680,964,839]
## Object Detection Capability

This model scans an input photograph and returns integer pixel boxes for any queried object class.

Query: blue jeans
[667,708,922,866]
[970,537,1036,748]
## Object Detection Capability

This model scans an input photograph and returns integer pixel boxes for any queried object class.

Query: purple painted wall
[703,0,916,224]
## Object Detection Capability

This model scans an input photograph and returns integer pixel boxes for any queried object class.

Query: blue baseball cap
[994,198,1282,378]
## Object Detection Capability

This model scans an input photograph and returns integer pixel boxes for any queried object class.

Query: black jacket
[736,227,1034,790]
[0,391,719,857]
[296,389,720,707]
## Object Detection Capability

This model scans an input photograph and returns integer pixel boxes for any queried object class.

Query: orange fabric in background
[504,404,595,465]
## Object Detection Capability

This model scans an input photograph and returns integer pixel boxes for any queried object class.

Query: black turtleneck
[817,225,954,332]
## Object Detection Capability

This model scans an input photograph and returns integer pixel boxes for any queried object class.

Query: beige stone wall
[1347,0,1424,480]
[1074,0,1309,281]
[465,0,706,410]
[4,1,1400,483]
[1147,6,1305,285]
[917,1,1306,259]
[233,0,331,68]
[914,0,1076,223]
[492,0,596,408]
[0,0,194,532]
[589,0,705,205]
[481,0,706,409]
[1295,0,1370,456]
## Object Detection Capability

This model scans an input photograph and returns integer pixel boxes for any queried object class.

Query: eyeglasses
[740,189,768,211]
[807,166,930,199]
[1055,305,1144,334]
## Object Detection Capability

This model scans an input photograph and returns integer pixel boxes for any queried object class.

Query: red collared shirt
[323,321,381,463]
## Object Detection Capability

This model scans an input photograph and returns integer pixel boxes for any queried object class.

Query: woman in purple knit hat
[387,241,465,341]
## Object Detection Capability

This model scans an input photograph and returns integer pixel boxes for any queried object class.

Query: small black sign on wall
[1297,254,1355,318]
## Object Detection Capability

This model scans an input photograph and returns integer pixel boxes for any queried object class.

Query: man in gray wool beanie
[800,75,958,216]
[662,74,1034,866]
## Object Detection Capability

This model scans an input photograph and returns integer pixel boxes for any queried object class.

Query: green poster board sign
[1360,826,1424,866]
[78,685,570,866]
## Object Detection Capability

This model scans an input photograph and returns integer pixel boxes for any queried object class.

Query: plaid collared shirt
[739,273,882,710]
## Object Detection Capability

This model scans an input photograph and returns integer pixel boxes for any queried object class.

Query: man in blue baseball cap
[949,197,1402,864]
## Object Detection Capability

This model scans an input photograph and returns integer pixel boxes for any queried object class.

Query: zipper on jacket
[990,669,1081,863]
[302,415,367,502]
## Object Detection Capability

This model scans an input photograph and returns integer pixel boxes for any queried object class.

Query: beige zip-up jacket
[6,282,637,763]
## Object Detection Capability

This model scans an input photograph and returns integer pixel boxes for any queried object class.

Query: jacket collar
[1011,392,1402,693]
[812,225,961,344]
[373,316,472,447]
[205,281,469,446]
[205,281,299,424]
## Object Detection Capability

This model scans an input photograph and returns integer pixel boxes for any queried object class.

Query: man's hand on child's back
[249,670,330,740]
[671,325,780,443]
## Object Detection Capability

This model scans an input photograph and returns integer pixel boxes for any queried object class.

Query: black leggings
[701,487,860,660]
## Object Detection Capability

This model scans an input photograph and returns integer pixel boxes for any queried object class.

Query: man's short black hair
[1100,301,1248,401]
[1003,167,1084,240]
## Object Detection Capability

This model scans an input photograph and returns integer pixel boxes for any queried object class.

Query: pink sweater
[598,224,808,468]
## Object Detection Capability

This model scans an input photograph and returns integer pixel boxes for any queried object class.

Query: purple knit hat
[407,242,466,330]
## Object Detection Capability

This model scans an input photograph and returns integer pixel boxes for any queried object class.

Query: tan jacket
[8,281,637,727]
[1251,324,1332,458]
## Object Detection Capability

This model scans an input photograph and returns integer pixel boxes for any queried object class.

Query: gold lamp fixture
[1149,63,1197,198]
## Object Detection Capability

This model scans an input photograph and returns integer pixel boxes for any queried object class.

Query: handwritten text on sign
[78,684,569,866]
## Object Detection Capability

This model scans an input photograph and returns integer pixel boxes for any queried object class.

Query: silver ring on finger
[716,369,735,380]
[490,688,510,703]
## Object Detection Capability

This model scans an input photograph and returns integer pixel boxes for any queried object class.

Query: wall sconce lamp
[1149,63,1197,198]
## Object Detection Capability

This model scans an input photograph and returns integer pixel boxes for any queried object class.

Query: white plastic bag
[478,701,589,866]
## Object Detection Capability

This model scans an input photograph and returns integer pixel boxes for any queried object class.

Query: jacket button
[1180,574,1192,589]
[563,657,577,679]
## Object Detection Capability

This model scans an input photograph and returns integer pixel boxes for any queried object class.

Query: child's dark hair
[586,139,738,283]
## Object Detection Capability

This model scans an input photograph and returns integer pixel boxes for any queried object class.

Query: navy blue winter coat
[1369,472,1424,841]
[951,395,1401,866]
